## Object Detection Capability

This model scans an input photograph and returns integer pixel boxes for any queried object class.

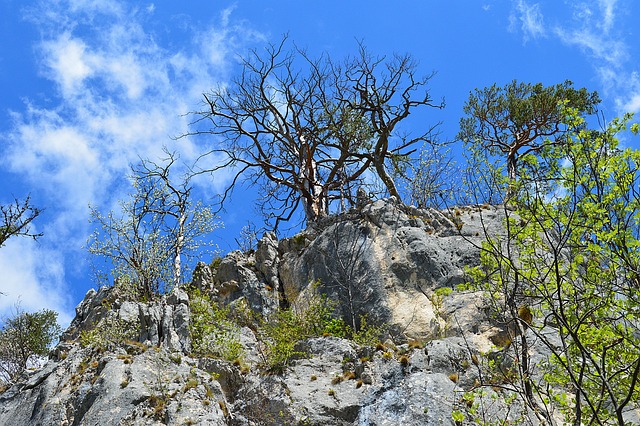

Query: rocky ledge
[2,199,635,425]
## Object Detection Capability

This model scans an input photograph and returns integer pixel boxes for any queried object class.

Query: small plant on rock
[79,315,138,352]
[188,289,244,362]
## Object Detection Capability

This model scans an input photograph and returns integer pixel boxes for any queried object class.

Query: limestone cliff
[4,199,630,425]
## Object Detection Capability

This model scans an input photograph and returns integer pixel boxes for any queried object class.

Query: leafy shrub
[322,317,349,338]
[255,294,387,371]
[79,315,138,351]
[188,285,388,373]
[0,307,61,384]
[351,315,387,347]
[188,289,244,362]
[256,293,340,372]
[257,308,309,372]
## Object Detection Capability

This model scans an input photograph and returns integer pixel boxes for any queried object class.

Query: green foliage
[188,289,244,362]
[254,292,387,372]
[430,286,454,321]
[79,315,138,352]
[451,409,465,424]
[187,284,387,374]
[257,308,312,372]
[322,317,349,338]
[459,80,600,201]
[350,315,386,347]
[467,107,640,424]
[434,287,453,298]
[210,257,223,270]
[256,293,335,372]
[0,307,61,384]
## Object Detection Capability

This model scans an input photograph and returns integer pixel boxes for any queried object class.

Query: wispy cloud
[508,0,639,115]
[509,0,546,43]
[553,1,627,68]
[598,0,617,33]
[0,237,73,328]
[621,72,640,113]
[0,0,262,321]
[552,0,639,114]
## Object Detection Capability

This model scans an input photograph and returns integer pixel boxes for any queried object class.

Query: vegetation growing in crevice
[187,284,386,373]
[188,288,244,362]
[79,316,139,352]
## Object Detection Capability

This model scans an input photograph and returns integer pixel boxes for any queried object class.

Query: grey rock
[298,337,358,363]
[279,199,503,342]
[357,372,459,426]
[213,251,280,316]
[0,344,228,426]
[5,199,624,426]
[255,232,280,290]
[192,261,215,292]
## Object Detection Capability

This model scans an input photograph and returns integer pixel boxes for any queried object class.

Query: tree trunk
[507,150,518,200]
[374,158,401,200]
[300,135,328,222]
[173,212,186,289]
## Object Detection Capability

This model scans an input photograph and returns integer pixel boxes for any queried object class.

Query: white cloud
[554,26,627,67]
[623,95,640,114]
[7,1,258,207]
[0,238,74,329]
[598,0,617,33]
[509,0,638,116]
[617,71,640,114]
[2,1,262,324]
[509,0,546,43]
[42,33,95,97]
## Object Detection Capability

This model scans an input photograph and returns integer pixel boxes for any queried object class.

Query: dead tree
[0,196,42,248]
[189,36,442,229]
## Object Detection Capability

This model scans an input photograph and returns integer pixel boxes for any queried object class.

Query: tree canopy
[0,307,61,385]
[458,80,600,193]
[190,36,442,229]
[467,106,640,425]
[88,151,219,298]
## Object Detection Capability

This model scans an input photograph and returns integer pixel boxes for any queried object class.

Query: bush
[79,315,138,352]
[0,307,61,384]
[351,315,386,347]
[188,289,244,362]
[257,308,310,372]
[188,286,388,373]
[256,293,340,372]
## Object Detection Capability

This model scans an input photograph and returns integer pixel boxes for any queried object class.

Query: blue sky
[1,0,639,326]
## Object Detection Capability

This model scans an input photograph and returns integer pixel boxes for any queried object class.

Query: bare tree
[406,142,457,209]
[0,196,42,248]
[88,150,219,296]
[132,150,219,288]
[189,36,442,229]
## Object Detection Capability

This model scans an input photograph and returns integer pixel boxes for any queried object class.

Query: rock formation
[1,199,637,425]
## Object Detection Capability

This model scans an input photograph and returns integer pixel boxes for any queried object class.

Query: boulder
[212,250,280,317]
[278,199,504,341]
